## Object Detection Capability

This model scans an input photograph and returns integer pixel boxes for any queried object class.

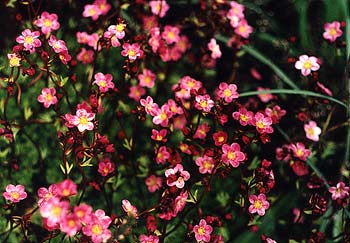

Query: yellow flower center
[24,36,34,44]
[62,189,70,197]
[307,127,315,136]
[116,24,126,32]
[238,25,246,33]
[256,121,266,129]
[68,219,76,227]
[99,80,107,87]
[11,191,20,200]
[227,151,235,160]
[127,49,136,57]
[295,149,304,157]
[160,112,167,121]
[46,93,53,102]
[167,31,175,40]
[200,100,208,108]
[198,226,205,236]
[329,27,337,36]
[240,114,248,122]
[88,9,96,16]
[303,60,312,69]
[79,116,89,125]
[223,89,232,97]
[52,206,62,217]
[156,134,163,141]
[218,136,225,143]
[44,19,52,27]
[254,200,262,209]
[203,160,212,169]
[9,56,21,67]
[92,224,103,235]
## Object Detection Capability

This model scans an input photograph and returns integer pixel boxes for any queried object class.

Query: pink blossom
[121,43,143,62]
[176,35,191,53]
[167,99,183,115]
[149,27,161,53]
[152,104,172,127]
[221,143,245,167]
[60,213,81,236]
[149,0,170,18]
[193,219,213,242]
[195,155,215,174]
[145,175,162,193]
[40,197,70,228]
[257,87,274,103]
[235,19,253,38]
[73,203,93,224]
[194,94,214,113]
[212,131,228,146]
[165,164,190,189]
[7,53,21,67]
[37,87,58,108]
[253,112,274,134]
[266,237,277,243]
[156,146,170,164]
[93,72,114,93]
[294,55,320,76]
[216,82,239,103]
[289,142,311,161]
[229,1,245,19]
[95,0,111,15]
[138,68,156,88]
[162,25,180,44]
[77,48,94,64]
[82,4,102,21]
[193,123,210,140]
[232,107,254,126]
[37,185,58,207]
[151,129,167,142]
[58,51,72,64]
[48,35,68,53]
[208,38,222,59]
[3,184,27,203]
[304,120,321,141]
[56,179,77,198]
[173,190,188,215]
[265,105,286,124]
[82,209,112,243]
[323,21,342,42]
[248,193,270,216]
[104,23,126,45]
[140,234,159,243]
[98,157,115,177]
[72,108,95,132]
[129,85,146,101]
[16,29,42,53]
[76,31,90,45]
[140,96,159,116]
[35,11,60,35]
[122,199,138,218]
[328,182,349,200]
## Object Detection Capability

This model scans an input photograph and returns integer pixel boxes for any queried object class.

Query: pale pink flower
[149,0,170,18]
[194,94,214,113]
[37,87,58,108]
[82,4,102,21]
[138,68,156,88]
[294,55,320,76]
[152,104,172,127]
[328,182,349,200]
[248,193,270,216]
[221,143,245,168]
[122,199,138,218]
[104,23,126,46]
[253,112,274,134]
[208,38,222,59]
[289,142,311,161]
[48,35,68,53]
[193,219,213,242]
[56,179,77,198]
[16,29,42,53]
[77,48,94,64]
[235,19,253,38]
[193,123,210,140]
[93,72,114,93]
[323,21,343,42]
[82,209,112,243]
[229,1,245,19]
[7,53,21,67]
[257,87,274,103]
[232,107,254,126]
[95,0,111,15]
[140,96,159,116]
[216,82,239,103]
[40,197,70,228]
[3,184,27,203]
[128,85,146,101]
[145,175,162,193]
[304,120,321,141]
[35,11,60,35]
[140,234,159,243]
[76,31,90,45]
[60,213,81,236]
[165,164,190,189]
[121,43,143,62]
[37,185,58,207]
[195,155,215,174]
[98,157,115,177]
[72,108,95,132]
[167,99,183,115]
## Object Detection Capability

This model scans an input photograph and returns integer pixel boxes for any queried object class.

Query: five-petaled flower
[328,182,349,200]
[323,21,343,42]
[72,108,95,132]
[16,29,42,53]
[304,120,321,142]
[221,143,245,167]
[93,72,115,93]
[3,184,27,203]
[35,11,60,35]
[216,82,239,103]
[194,94,215,113]
[37,87,58,108]
[248,193,270,216]
[165,164,190,189]
[294,55,320,76]
[121,43,143,62]
[193,219,213,242]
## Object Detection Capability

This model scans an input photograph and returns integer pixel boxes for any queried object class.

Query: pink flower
[151,129,167,142]
[235,19,253,38]
[40,197,70,228]
[289,142,311,161]
[162,25,180,44]
[195,155,215,174]
[328,182,349,200]
[173,190,188,215]
[72,108,95,132]
[248,193,270,216]
[253,112,274,134]
[37,87,58,108]
[48,35,68,53]
[221,143,245,168]
[16,29,42,53]
[7,53,21,67]
[82,209,112,243]
[323,21,342,42]
[208,38,222,59]
[149,0,170,18]
[304,120,321,141]
[35,11,60,35]
[152,104,172,127]
[77,48,94,64]
[156,146,170,164]
[3,184,27,203]
[93,72,114,93]
[294,55,320,76]
[122,199,138,218]
[140,234,159,243]
[83,4,102,21]
[193,219,213,242]
[232,107,254,126]
[165,164,190,189]
[95,0,111,15]
[73,203,93,224]
[145,175,162,193]
[60,213,81,236]
[266,237,277,243]
[121,43,143,62]
[140,96,159,116]
[37,185,58,207]
[216,82,239,103]
[193,123,210,140]
[265,105,286,124]
[98,157,115,177]
[257,87,274,103]
[129,85,146,101]
[212,131,228,146]
[138,68,156,88]
[58,51,71,64]
[195,94,214,113]
[56,179,77,198]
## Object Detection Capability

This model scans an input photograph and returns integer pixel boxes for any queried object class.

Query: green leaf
[24,106,32,120]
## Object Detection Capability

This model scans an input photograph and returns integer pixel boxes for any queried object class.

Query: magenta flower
[294,55,320,76]
[16,29,42,53]
[248,193,270,216]
[3,184,27,203]
[37,184,58,207]
[140,234,159,243]
[304,120,321,142]
[232,107,254,126]
[152,104,172,127]
[235,19,253,38]
[208,38,222,59]
[37,87,58,108]
[173,190,188,215]
[194,94,215,113]
[35,11,60,35]
[122,199,138,218]
[257,87,274,103]
[72,108,95,132]
[165,164,190,189]
[77,48,94,64]
[138,68,156,88]
[323,21,343,42]
[328,182,349,200]
[151,129,167,142]
[195,155,215,174]
[145,175,162,193]
[156,146,170,164]
[93,72,114,93]
[253,112,274,134]
[212,131,228,146]
[162,25,180,44]
[121,43,143,62]
[221,143,245,167]
[216,82,239,103]
[193,123,210,140]
[149,0,170,18]
[82,4,102,21]
[140,96,159,116]
[289,142,311,161]
[48,35,68,53]
[40,197,70,228]
[82,209,112,243]
[73,203,93,224]
[264,105,286,124]
[56,179,77,198]
[193,219,213,242]
[60,213,81,236]
[98,158,115,177]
